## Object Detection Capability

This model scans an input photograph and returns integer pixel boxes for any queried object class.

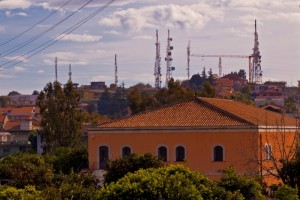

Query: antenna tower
[115,54,118,86]
[55,57,58,82]
[251,19,262,84]
[187,41,190,80]
[154,29,162,89]
[218,57,222,77]
[165,29,174,86]
[68,64,72,82]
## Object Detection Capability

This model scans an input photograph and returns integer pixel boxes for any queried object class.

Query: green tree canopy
[104,153,165,184]
[98,165,244,200]
[37,81,82,152]
[0,153,53,189]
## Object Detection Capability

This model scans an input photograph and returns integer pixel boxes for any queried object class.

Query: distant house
[255,87,285,107]
[8,95,38,106]
[0,131,30,158]
[88,97,298,185]
[215,74,248,98]
[0,107,39,157]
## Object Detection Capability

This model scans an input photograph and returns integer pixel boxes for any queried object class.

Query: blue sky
[0,0,299,95]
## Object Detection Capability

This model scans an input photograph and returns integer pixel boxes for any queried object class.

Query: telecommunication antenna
[55,57,58,82]
[218,57,222,77]
[251,19,262,84]
[68,64,72,82]
[115,54,118,86]
[154,29,162,89]
[187,41,190,80]
[165,29,174,86]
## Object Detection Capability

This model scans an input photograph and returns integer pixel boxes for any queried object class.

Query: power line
[0,0,115,72]
[0,0,94,58]
[0,0,73,48]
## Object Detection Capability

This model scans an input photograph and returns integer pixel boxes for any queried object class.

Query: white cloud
[99,3,224,33]
[0,0,32,10]
[133,35,153,40]
[104,30,121,35]
[5,11,28,17]
[0,74,14,78]
[37,70,44,73]
[5,56,28,63]
[14,66,26,72]
[44,51,88,66]
[60,33,102,43]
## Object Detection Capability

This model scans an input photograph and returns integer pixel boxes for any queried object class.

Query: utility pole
[55,57,58,82]
[187,41,190,80]
[165,29,174,86]
[115,54,118,86]
[154,29,162,89]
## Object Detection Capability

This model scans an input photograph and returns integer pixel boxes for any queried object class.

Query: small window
[122,146,131,158]
[265,143,272,160]
[158,146,168,162]
[214,146,224,162]
[176,146,185,162]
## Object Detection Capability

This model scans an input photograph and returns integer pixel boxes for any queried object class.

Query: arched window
[265,143,272,160]
[176,146,185,162]
[158,146,168,162]
[99,146,109,169]
[122,146,132,158]
[213,145,224,162]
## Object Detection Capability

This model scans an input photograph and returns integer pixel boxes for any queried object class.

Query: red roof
[97,97,296,129]
[9,107,34,115]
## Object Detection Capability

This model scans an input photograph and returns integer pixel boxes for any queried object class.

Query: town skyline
[0,0,300,95]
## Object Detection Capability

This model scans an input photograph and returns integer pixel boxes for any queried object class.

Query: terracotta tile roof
[9,107,34,115]
[198,97,296,126]
[3,121,21,131]
[98,99,255,128]
[97,98,297,129]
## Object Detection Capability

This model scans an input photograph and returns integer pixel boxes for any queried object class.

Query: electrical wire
[0,0,73,48]
[0,0,95,58]
[0,0,115,72]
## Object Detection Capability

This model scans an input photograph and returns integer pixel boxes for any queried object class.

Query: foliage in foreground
[274,185,299,200]
[98,165,245,200]
[104,153,165,184]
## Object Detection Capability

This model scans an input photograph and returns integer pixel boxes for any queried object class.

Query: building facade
[88,97,298,184]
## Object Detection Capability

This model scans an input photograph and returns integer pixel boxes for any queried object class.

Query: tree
[218,166,263,200]
[0,153,53,189]
[238,69,247,79]
[0,96,9,108]
[32,90,39,95]
[98,165,244,200]
[104,153,165,184]
[45,146,88,174]
[201,67,207,80]
[274,185,299,200]
[285,96,297,114]
[37,81,82,152]
[198,81,215,98]
[7,91,20,96]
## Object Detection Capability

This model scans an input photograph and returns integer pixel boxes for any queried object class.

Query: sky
[0,0,299,95]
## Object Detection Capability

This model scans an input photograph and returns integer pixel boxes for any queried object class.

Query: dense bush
[98,165,244,200]
[0,153,53,189]
[45,146,88,174]
[274,185,299,200]
[218,166,263,200]
[104,153,165,184]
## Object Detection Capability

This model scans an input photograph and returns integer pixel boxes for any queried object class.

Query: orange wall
[88,129,260,180]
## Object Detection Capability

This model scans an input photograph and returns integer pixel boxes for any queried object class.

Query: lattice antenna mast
[55,57,58,82]
[187,41,190,80]
[165,29,174,86]
[68,64,72,82]
[115,54,118,86]
[218,57,222,77]
[154,29,162,89]
[251,19,262,84]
